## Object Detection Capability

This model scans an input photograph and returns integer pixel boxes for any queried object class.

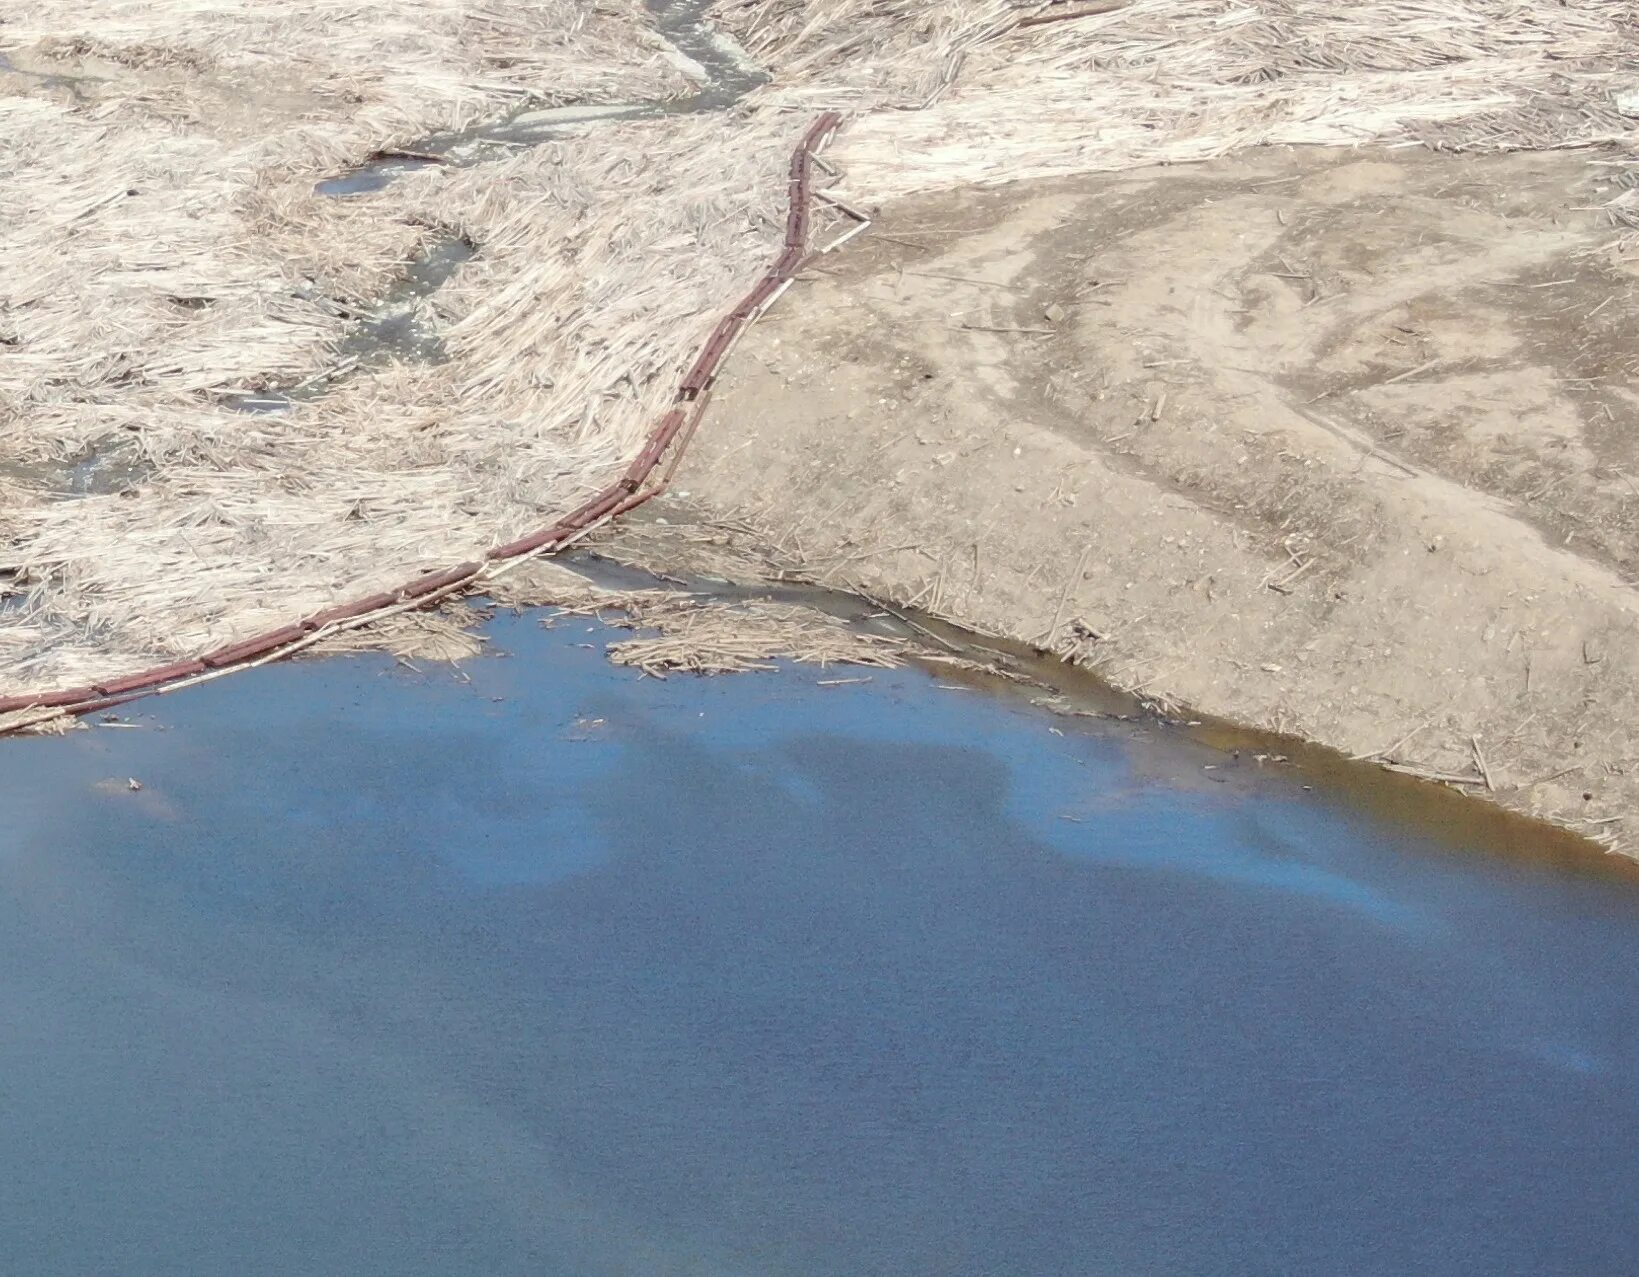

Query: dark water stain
[312,0,764,192]
[315,154,445,199]
[647,0,770,115]
[0,439,149,496]
[0,50,103,101]
[223,236,478,414]
[1,611,1637,1274]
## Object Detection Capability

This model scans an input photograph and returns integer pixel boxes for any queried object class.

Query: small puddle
[0,441,149,497]
[315,155,445,199]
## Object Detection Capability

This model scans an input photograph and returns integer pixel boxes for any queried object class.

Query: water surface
[2,611,1637,1275]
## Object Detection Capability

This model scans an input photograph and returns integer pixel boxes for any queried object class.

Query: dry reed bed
[725,0,1637,197]
[3,112,794,688]
[0,0,707,689]
[2,0,1636,698]
[1,0,687,417]
[488,561,907,675]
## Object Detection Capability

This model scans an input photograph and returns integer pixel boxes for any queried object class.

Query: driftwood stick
[1041,545,1094,646]
[1018,1,1129,29]
[1471,735,1496,791]
[1380,761,1487,787]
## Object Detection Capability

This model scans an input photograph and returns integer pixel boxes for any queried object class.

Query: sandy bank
[658,143,1639,850]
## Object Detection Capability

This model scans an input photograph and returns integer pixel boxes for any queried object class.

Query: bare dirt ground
[648,144,1639,851]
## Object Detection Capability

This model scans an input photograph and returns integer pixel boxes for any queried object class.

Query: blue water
[3,610,1637,1275]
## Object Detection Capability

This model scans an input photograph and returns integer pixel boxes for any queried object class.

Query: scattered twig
[367,148,446,164]
[819,220,871,254]
[290,354,361,394]
[1356,717,1430,761]
[869,232,931,252]
[905,270,1019,290]
[1382,358,1441,386]
[1471,735,1495,791]
[1040,545,1094,647]
[816,191,872,223]
[1018,0,1128,28]
[1266,557,1315,594]
[1380,761,1488,787]
[856,591,963,654]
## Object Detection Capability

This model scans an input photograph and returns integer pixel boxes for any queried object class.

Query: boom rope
[0,111,845,733]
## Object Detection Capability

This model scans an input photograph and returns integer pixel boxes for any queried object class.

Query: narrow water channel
[234,0,766,415]
[2,607,1636,1274]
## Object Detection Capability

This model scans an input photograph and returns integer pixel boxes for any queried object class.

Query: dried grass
[552,589,906,675]
[485,559,904,673]
[588,517,785,584]
[0,105,793,688]
[306,608,488,662]
[0,705,81,736]
[734,0,1639,198]
[2,0,1634,694]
